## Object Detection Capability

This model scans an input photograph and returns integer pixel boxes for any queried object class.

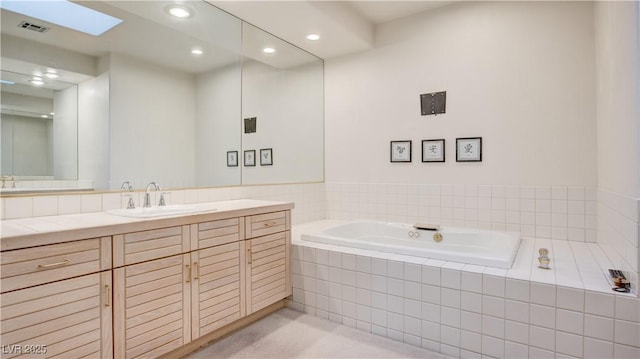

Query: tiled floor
[187,308,451,358]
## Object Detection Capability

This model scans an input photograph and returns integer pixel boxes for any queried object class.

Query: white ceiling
[210,0,455,59]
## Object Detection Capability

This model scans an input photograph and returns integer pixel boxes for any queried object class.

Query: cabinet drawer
[245,211,289,238]
[1,237,111,293]
[114,226,187,267]
[197,217,242,249]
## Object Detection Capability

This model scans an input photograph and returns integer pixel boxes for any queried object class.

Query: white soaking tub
[301,221,522,269]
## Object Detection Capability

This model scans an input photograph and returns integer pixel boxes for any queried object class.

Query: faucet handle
[158,192,167,206]
[126,196,136,209]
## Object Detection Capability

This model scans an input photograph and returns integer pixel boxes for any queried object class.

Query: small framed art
[244,150,256,166]
[227,151,238,167]
[456,137,482,162]
[390,140,412,162]
[260,148,273,166]
[422,139,445,162]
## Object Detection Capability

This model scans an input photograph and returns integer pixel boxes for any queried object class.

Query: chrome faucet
[121,181,136,209]
[143,182,161,208]
[1,176,15,189]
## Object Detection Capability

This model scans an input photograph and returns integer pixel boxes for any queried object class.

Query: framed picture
[422,139,445,162]
[456,137,482,162]
[390,140,412,162]
[227,151,238,167]
[260,148,273,166]
[244,150,256,167]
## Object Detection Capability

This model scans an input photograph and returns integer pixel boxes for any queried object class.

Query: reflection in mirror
[241,22,324,185]
[1,69,79,184]
[0,1,324,196]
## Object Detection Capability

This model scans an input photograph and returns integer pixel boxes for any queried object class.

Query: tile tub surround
[326,183,598,243]
[290,222,640,359]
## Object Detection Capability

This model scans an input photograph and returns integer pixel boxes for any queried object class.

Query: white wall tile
[422,302,440,323]
[614,343,640,359]
[32,196,58,217]
[556,309,583,335]
[462,272,483,294]
[556,286,584,312]
[4,197,33,219]
[460,330,482,353]
[584,337,614,359]
[529,304,555,329]
[461,292,482,314]
[483,296,505,318]
[615,296,640,322]
[482,315,505,338]
[529,325,555,351]
[482,335,504,358]
[614,320,640,347]
[584,314,614,341]
[556,331,583,357]
[441,288,461,309]
[530,283,556,307]
[505,320,529,345]
[505,279,529,302]
[585,291,614,317]
[482,275,505,297]
[505,300,529,324]
[461,311,482,333]
[505,341,529,358]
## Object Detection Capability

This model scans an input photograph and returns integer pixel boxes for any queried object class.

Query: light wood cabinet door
[113,254,190,359]
[0,271,113,359]
[245,231,291,314]
[190,241,245,339]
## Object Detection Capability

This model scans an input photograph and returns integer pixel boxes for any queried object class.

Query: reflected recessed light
[167,5,191,18]
[30,78,44,86]
[306,34,320,41]
[41,114,48,118]
[191,48,203,55]
[45,72,59,79]
[263,47,276,54]
[50,112,55,116]
[0,80,15,85]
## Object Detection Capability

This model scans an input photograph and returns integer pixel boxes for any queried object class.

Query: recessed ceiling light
[0,0,123,36]
[45,72,59,79]
[306,34,320,41]
[167,5,191,18]
[191,48,203,55]
[263,47,276,54]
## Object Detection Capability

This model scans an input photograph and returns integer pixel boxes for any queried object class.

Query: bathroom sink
[107,205,214,218]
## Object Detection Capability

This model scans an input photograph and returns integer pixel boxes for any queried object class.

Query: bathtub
[300,221,521,269]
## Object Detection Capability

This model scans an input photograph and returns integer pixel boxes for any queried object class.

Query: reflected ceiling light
[0,80,15,85]
[263,47,276,54]
[41,114,48,118]
[191,48,203,55]
[30,77,44,86]
[306,34,320,41]
[49,112,55,115]
[0,0,123,36]
[44,71,59,79]
[167,5,191,18]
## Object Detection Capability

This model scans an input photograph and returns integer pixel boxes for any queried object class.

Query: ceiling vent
[18,21,50,33]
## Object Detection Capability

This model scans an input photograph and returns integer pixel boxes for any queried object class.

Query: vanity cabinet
[0,201,293,359]
[190,217,245,339]
[0,237,112,359]
[245,211,291,314]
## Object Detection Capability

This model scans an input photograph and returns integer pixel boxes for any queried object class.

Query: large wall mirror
[0,0,323,195]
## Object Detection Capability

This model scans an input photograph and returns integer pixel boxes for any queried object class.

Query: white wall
[195,63,242,187]
[109,53,196,190]
[1,114,52,176]
[594,0,640,292]
[242,59,324,185]
[325,1,597,186]
[78,72,110,190]
[53,86,78,179]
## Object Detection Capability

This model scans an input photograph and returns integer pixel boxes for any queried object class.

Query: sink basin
[107,205,214,218]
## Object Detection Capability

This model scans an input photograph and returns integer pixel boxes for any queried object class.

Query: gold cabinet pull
[194,262,200,280]
[104,284,111,307]
[263,221,277,227]
[37,259,70,270]
[185,264,191,283]
[247,247,252,265]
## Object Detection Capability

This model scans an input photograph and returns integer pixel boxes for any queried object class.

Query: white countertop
[1,199,294,251]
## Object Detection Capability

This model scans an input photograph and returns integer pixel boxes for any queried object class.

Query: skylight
[0,0,123,36]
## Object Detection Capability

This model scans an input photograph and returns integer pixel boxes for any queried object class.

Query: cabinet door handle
[37,259,70,270]
[247,247,252,265]
[194,262,200,280]
[185,264,191,283]
[263,221,277,227]
[104,284,111,307]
